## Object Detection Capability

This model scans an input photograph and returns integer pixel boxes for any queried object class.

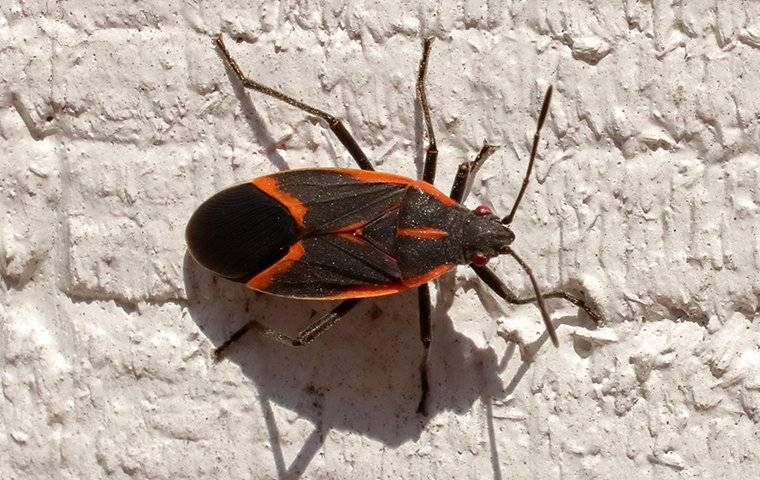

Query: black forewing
[265,235,403,297]
[186,183,298,281]
[361,207,400,257]
[273,170,408,233]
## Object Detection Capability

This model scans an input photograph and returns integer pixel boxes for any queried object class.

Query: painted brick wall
[2,2,760,479]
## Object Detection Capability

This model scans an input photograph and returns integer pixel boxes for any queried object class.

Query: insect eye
[474,205,493,216]
[470,252,489,266]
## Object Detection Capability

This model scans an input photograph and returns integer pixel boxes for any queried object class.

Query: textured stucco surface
[2,1,760,479]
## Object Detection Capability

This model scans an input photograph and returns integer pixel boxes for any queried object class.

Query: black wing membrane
[186,183,298,281]
[273,170,408,233]
[265,235,403,298]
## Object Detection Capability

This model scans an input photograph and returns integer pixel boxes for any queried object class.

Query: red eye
[470,252,489,266]
[474,205,493,216]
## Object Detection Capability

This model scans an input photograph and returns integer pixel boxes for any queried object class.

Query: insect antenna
[506,248,559,347]
[502,85,553,225]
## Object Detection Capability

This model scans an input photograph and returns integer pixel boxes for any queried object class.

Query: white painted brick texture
[2,2,760,479]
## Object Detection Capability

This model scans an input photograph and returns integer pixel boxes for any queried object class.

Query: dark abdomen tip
[186,182,298,282]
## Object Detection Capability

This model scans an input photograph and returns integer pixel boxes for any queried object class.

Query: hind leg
[214,299,362,361]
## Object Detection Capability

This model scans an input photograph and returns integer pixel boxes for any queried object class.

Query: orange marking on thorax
[253,176,307,227]
[396,227,448,240]
[247,242,305,291]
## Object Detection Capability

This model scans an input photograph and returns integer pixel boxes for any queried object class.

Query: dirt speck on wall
[2,2,760,479]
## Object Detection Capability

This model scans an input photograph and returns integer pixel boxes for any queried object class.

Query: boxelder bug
[187,35,602,415]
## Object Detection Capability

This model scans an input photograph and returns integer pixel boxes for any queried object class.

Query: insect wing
[186,182,299,281]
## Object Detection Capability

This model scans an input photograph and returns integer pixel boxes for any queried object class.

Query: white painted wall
[2,1,760,478]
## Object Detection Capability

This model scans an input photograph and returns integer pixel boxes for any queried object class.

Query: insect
[187,35,602,415]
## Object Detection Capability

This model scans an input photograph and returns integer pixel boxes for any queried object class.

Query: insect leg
[520,291,601,323]
[214,34,373,171]
[472,264,602,345]
[214,299,361,361]
[417,37,438,184]
[416,284,432,415]
[448,141,499,203]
